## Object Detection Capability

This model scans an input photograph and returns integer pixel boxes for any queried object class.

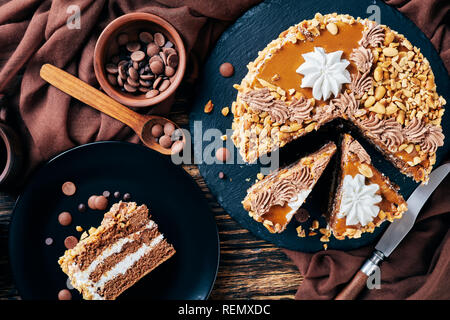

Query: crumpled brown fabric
[283,0,450,300]
[0,0,260,178]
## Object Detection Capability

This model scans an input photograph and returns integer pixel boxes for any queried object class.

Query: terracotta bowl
[0,122,23,188]
[94,13,186,108]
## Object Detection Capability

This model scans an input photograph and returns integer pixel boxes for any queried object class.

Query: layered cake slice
[59,202,175,300]
[242,142,336,233]
[328,134,407,239]
[231,13,445,182]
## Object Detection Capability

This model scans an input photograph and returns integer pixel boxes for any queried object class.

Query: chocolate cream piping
[348,139,371,164]
[350,71,373,99]
[289,97,314,124]
[350,46,374,74]
[404,118,444,153]
[359,23,385,48]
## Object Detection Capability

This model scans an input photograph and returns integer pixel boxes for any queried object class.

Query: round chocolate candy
[171,140,184,154]
[64,236,78,249]
[88,195,98,210]
[139,31,153,43]
[62,181,76,196]
[151,124,164,138]
[219,62,234,77]
[114,191,121,199]
[58,289,72,300]
[159,135,172,149]
[58,212,72,226]
[163,122,175,136]
[123,193,131,201]
[77,203,86,212]
[94,196,108,211]
[215,147,230,162]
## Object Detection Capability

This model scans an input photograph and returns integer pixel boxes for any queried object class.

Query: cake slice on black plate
[328,134,407,240]
[242,142,337,233]
[59,201,175,300]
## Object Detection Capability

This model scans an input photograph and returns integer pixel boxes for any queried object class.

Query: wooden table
[0,91,303,300]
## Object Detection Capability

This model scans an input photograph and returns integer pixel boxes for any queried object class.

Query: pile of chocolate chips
[105,31,179,98]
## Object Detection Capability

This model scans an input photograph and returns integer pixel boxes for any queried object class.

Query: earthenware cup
[94,12,186,108]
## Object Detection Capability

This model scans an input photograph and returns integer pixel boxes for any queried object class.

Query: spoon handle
[40,64,146,132]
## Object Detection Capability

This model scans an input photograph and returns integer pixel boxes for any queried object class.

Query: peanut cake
[328,134,407,240]
[231,13,446,183]
[59,201,175,300]
[242,142,336,233]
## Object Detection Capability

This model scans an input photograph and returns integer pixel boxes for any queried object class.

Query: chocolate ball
[64,236,78,249]
[163,122,175,136]
[219,62,234,77]
[62,181,76,196]
[295,208,310,223]
[123,193,131,201]
[103,190,111,198]
[88,195,98,210]
[114,191,121,199]
[215,147,230,162]
[159,135,172,149]
[58,289,72,300]
[151,124,164,138]
[171,140,184,154]
[94,196,108,211]
[77,203,86,212]
[218,172,225,179]
[58,212,72,226]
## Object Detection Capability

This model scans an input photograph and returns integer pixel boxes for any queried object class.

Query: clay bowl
[94,12,186,108]
[0,122,23,188]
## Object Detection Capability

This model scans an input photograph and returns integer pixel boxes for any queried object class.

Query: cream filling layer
[67,220,159,299]
[285,189,312,222]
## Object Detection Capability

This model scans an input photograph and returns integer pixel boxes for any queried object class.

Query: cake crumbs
[296,226,306,238]
[204,100,214,113]
[221,107,229,117]
[257,172,264,180]
[75,226,83,232]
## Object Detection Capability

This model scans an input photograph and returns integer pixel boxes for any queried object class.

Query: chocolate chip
[78,203,86,212]
[164,41,174,48]
[64,236,78,249]
[146,42,160,57]
[150,60,164,75]
[105,64,118,74]
[118,65,127,80]
[123,193,131,201]
[94,196,108,211]
[159,135,172,148]
[139,31,153,43]
[149,55,163,64]
[117,75,124,87]
[124,83,137,93]
[294,208,310,223]
[62,181,76,196]
[117,33,129,46]
[58,212,72,226]
[151,124,164,138]
[152,76,162,89]
[165,66,175,77]
[127,77,140,87]
[154,32,165,47]
[145,89,159,98]
[107,74,117,86]
[128,67,139,81]
[58,289,72,300]
[139,86,150,93]
[126,42,141,52]
[88,195,98,210]
[140,74,154,80]
[131,50,145,62]
[167,53,179,68]
[162,47,177,56]
[114,191,121,199]
[219,62,234,77]
[139,79,152,87]
[218,172,225,179]
[103,190,111,198]
[158,79,171,92]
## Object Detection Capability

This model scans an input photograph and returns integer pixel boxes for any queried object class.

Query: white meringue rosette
[338,174,382,226]
[296,47,351,100]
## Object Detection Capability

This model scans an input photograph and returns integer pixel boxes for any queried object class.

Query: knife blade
[335,162,450,300]
[376,162,450,257]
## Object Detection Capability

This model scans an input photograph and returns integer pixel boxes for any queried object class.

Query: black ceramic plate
[9,141,219,300]
[189,0,450,252]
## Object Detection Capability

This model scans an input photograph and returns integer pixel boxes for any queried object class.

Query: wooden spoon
[39,63,185,155]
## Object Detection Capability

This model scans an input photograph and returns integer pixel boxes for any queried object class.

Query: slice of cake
[231,13,446,182]
[58,202,175,300]
[242,142,336,233]
[328,134,407,239]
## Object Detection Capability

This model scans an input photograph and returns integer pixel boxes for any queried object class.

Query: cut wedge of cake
[328,134,407,239]
[58,201,175,300]
[242,142,336,233]
[231,13,446,183]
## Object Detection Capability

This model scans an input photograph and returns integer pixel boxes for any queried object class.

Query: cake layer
[58,202,175,300]
[328,134,407,239]
[242,141,336,233]
[231,13,446,183]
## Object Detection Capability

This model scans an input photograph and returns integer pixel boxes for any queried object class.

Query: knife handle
[335,271,368,300]
[335,250,385,300]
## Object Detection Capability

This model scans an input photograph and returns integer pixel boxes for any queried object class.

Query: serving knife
[335,162,450,300]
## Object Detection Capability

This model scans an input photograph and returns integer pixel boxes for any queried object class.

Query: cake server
[335,162,450,300]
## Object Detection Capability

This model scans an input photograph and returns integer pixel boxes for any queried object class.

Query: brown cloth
[0,0,260,176]
[283,0,450,300]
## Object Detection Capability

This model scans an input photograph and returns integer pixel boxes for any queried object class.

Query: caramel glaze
[255,22,364,102]
[331,154,405,236]
[262,204,292,232]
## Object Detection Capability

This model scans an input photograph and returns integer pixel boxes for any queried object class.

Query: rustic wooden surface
[0,90,303,300]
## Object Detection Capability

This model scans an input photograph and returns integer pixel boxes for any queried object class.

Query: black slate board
[189,0,450,252]
[9,142,219,299]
